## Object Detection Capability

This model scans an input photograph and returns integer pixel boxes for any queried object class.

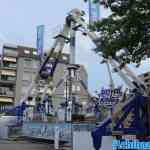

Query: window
[46,63,53,68]
[24,59,32,68]
[21,82,30,95]
[62,55,67,61]
[1,70,16,76]
[24,50,30,54]
[1,75,16,81]
[77,86,81,91]
[32,74,36,81]
[50,57,54,60]
[7,76,16,81]
[144,73,149,77]
[72,85,76,92]
[3,61,17,68]
[3,57,17,62]
[23,71,32,81]
[144,79,149,83]
[21,86,28,95]
[32,61,39,69]
[33,51,38,55]
[3,48,18,57]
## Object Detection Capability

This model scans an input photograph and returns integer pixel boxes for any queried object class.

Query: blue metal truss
[1,102,27,124]
[91,94,150,150]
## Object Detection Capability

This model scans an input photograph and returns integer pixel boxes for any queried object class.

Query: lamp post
[65,64,80,150]
[66,64,80,122]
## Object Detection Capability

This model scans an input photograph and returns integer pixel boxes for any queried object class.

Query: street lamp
[66,64,80,122]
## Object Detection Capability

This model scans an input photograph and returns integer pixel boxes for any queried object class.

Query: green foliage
[99,106,109,121]
[35,96,41,102]
[87,0,150,64]
[84,0,99,3]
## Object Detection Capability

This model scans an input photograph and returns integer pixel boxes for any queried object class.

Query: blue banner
[36,25,44,57]
[88,0,100,24]
[96,86,123,108]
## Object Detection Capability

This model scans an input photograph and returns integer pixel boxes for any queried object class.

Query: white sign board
[73,131,113,150]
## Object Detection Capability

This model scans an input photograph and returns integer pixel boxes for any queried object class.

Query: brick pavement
[0,140,71,150]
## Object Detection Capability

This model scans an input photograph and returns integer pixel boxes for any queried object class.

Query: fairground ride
[1,8,150,150]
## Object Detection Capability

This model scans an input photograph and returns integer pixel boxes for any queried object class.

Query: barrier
[22,122,95,142]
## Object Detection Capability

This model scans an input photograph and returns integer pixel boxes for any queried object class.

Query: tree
[86,0,150,65]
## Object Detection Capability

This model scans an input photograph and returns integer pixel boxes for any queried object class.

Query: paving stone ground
[0,140,71,150]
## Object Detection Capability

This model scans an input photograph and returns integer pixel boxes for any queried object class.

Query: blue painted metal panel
[88,0,100,24]
[91,94,150,150]
[37,25,45,57]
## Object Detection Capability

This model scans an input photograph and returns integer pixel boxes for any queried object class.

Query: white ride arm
[19,24,71,105]
[68,9,145,92]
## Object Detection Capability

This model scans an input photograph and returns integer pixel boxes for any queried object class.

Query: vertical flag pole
[36,25,45,63]
[88,0,100,25]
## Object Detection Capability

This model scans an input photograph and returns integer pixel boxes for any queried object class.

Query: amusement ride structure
[1,7,150,150]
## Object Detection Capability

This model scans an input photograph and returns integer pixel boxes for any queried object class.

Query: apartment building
[138,72,150,88]
[0,44,89,111]
[0,44,17,111]
[15,46,40,104]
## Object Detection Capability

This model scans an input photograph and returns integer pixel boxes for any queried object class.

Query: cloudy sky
[0,0,149,94]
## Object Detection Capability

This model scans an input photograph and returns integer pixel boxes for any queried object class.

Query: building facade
[0,44,89,111]
[138,72,150,88]
[0,44,18,111]
[15,46,40,105]
[138,71,150,131]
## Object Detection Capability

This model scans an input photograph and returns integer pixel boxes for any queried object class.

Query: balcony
[0,87,14,98]
[0,69,16,84]
[0,79,15,85]
[0,75,16,84]
[3,56,17,63]
[0,97,13,103]
[0,69,16,76]
[3,63,17,70]
[0,87,14,103]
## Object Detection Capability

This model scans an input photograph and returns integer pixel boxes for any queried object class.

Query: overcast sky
[0,0,149,94]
